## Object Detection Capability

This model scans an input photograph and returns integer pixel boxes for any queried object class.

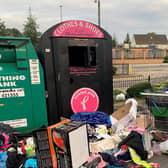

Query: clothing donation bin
[0,37,48,133]
[38,20,113,124]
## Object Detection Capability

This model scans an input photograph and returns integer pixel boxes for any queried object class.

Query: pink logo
[53,20,104,38]
[71,87,99,113]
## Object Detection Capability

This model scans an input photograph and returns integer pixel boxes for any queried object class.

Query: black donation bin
[38,20,113,124]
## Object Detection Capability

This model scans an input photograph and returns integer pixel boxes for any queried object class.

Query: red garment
[0,133,12,151]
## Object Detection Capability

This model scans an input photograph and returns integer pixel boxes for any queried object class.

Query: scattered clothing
[118,131,148,160]
[0,124,14,135]
[89,135,121,153]
[0,152,7,168]
[99,152,128,168]
[101,148,120,156]
[128,147,151,168]
[117,151,131,162]
[0,133,12,151]
[88,154,108,168]
[106,165,124,168]
[150,162,160,168]
[6,151,26,168]
[24,158,37,168]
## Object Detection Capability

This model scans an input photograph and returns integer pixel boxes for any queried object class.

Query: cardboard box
[111,101,138,133]
[135,115,151,129]
[112,102,132,120]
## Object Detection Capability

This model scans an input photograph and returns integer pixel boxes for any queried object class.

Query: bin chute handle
[0,40,11,45]
[16,40,29,48]
[0,39,29,48]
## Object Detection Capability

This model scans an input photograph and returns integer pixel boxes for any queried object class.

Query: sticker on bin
[71,87,99,113]
[0,88,25,98]
[0,118,27,128]
[29,59,40,84]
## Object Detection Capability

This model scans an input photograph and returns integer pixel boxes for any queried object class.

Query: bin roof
[41,20,112,40]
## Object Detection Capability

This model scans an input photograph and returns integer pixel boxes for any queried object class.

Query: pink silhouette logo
[71,87,99,113]
[81,95,89,110]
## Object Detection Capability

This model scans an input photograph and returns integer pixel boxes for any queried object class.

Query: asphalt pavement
[149,153,168,168]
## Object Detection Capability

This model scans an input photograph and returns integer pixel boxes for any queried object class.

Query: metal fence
[150,76,168,85]
[113,75,147,89]
[113,75,168,90]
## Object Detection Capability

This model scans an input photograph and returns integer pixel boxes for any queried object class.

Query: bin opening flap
[0,45,16,63]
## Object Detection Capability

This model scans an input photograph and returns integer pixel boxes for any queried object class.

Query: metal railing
[113,75,147,89]
[113,75,168,90]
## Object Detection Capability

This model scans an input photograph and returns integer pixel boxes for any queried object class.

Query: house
[132,34,168,49]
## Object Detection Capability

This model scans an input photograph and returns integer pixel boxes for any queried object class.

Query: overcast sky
[1,0,168,42]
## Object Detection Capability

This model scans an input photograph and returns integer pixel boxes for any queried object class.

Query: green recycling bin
[0,37,48,133]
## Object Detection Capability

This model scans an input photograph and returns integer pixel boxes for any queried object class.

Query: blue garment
[0,152,7,168]
[102,148,120,156]
[99,152,128,168]
[106,165,124,168]
[24,158,37,168]
[117,151,131,161]
[71,111,111,126]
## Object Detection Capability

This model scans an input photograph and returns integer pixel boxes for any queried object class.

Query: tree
[0,18,7,36]
[147,32,156,35]
[163,50,168,63]
[6,28,23,37]
[0,18,22,37]
[23,8,41,47]
[124,33,131,43]
[112,33,117,48]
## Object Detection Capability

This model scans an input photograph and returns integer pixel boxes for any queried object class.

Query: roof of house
[134,34,168,45]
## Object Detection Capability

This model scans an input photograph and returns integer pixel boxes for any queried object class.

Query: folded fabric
[89,135,121,153]
[71,111,111,126]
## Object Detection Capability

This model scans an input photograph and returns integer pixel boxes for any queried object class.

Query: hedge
[126,82,153,98]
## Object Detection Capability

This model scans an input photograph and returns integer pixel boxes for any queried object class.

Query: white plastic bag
[160,140,168,154]
[116,93,125,101]
[111,98,138,133]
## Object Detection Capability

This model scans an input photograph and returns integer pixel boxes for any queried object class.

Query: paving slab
[149,154,168,168]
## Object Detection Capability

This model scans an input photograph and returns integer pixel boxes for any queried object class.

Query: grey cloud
[1,0,168,42]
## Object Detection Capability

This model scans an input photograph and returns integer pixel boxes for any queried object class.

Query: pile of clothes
[0,123,37,168]
[0,97,167,168]
[71,99,161,168]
